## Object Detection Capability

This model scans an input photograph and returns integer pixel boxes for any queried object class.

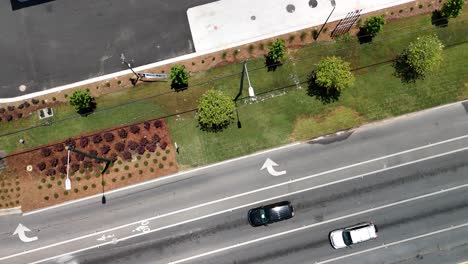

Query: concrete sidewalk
[188,0,414,51]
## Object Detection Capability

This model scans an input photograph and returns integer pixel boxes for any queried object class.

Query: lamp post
[64,148,71,190]
[125,61,141,85]
[314,0,336,40]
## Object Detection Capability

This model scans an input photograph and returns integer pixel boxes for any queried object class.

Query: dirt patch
[2,118,178,212]
[289,106,363,141]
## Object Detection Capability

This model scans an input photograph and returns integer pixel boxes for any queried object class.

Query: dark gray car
[248,201,294,227]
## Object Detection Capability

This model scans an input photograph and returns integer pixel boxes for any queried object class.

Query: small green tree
[442,0,464,18]
[394,34,444,82]
[69,90,95,114]
[364,15,386,37]
[308,56,354,103]
[170,65,189,90]
[265,39,285,71]
[197,90,235,132]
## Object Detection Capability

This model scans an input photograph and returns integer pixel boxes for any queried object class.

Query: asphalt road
[72,153,468,264]
[0,0,214,98]
[1,101,468,264]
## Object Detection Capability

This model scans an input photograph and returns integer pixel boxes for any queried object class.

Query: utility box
[38,108,54,119]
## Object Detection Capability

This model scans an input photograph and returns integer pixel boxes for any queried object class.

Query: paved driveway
[0,0,214,98]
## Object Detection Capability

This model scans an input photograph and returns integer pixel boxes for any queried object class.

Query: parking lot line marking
[16,152,468,263]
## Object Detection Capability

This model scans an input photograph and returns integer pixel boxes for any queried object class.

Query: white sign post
[138,73,168,80]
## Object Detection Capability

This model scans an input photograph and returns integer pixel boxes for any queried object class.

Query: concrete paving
[187,0,414,51]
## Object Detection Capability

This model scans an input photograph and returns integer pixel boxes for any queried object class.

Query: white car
[329,222,378,249]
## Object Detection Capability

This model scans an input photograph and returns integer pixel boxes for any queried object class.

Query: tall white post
[244,62,256,100]
[65,149,71,190]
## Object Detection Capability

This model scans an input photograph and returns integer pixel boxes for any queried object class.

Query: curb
[0,206,22,216]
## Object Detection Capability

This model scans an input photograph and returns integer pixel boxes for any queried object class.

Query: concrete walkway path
[188,0,414,51]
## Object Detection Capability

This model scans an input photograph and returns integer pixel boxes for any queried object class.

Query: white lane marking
[261,158,287,176]
[12,147,468,264]
[23,142,300,216]
[167,184,468,264]
[23,133,468,216]
[316,222,468,264]
[13,224,38,243]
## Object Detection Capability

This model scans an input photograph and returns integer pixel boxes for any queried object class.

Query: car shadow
[10,0,56,11]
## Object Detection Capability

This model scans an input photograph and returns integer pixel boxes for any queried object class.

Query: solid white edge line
[316,222,468,264]
[167,183,468,264]
[23,133,468,216]
[9,146,468,263]
[23,142,300,216]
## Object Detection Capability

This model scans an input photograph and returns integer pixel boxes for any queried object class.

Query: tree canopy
[307,56,354,103]
[314,56,354,91]
[265,39,286,71]
[442,0,464,18]
[394,34,444,82]
[69,90,95,115]
[364,15,386,37]
[170,65,189,90]
[197,90,235,132]
[267,39,286,63]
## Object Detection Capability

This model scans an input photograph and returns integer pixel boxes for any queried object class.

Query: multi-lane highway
[1,101,468,263]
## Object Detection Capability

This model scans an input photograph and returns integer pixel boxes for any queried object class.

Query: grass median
[0,10,467,170]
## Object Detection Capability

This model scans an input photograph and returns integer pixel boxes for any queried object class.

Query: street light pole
[123,60,140,85]
[314,0,336,40]
[65,149,71,190]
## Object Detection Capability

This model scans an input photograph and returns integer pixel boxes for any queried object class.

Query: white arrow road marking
[13,224,38,243]
[261,158,286,176]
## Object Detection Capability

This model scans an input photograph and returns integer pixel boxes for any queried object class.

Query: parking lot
[0,0,214,98]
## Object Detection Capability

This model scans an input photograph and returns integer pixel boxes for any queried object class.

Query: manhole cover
[286,4,295,13]
[19,85,27,92]
[251,15,256,20]
[309,0,318,8]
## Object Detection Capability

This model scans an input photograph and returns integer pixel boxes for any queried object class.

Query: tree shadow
[306,72,341,104]
[10,0,55,10]
[77,101,97,117]
[170,83,188,92]
[357,27,373,44]
[392,54,420,83]
[198,121,232,133]
[264,55,282,72]
[431,10,449,27]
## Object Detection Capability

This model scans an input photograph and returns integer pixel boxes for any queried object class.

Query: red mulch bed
[4,118,178,212]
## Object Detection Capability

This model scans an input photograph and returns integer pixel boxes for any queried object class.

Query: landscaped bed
[1,119,177,211]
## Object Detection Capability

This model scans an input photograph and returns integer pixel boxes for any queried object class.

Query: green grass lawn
[170,42,468,168]
[1,10,467,169]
